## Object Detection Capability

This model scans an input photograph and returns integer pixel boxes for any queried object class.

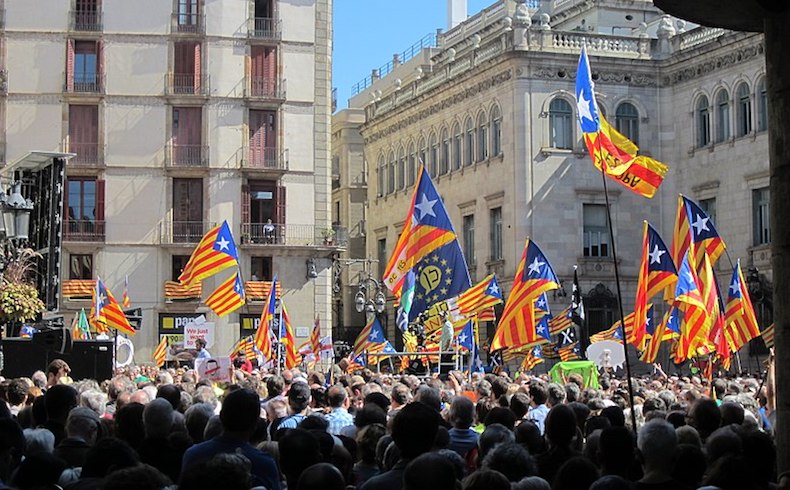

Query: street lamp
[354,278,386,314]
[0,182,34,241]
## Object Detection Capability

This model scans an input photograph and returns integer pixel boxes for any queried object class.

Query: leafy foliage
[0,247,45,323]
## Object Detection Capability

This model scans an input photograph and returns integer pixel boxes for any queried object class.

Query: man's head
[46,359,71,387]
[278,429,322,488]
[287,382,311,414]
[449,396,475,429]
[44,384,78,423]
[392,402,441,459]
[528,381,548,407]
[326,384,348,409]
[266,375,285,398]
[195,338,207,351]
[66,407,101,444]
[7,379,29,406]
[391,383,412,408]
[220,388,261,433]
[638,419,677,473]
[143,398,174,439]
[687,398,721,441]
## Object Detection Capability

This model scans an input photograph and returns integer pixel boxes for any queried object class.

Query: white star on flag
[216,237,230,251]
[691,214,710,236]
[576,91,595,125]
[648,245,666,265]
[414,194,438,220]
[488,282,500,295]
[537,297,546,308]
[730,281,739,295]
[537,323,547,335]
[528,258,545,275]
[458,333,468,345]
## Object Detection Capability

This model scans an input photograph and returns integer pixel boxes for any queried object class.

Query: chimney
[448,0,467,30]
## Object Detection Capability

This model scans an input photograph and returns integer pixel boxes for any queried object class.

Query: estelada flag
[178,220,239,287]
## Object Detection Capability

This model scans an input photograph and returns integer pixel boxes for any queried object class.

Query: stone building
[335,0,771,369]
[1,0,337,360]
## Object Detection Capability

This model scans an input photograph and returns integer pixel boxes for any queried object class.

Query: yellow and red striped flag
[632,222,677,349]
[122,275,131,308]
[95,277,135,336]
[281,302,298,369]
[153,336,168,368]
[254,276,277,361]
[178,221,239,287]
[205,270,245,317]
[310,315,321,360]
[723,260,761,352]
[762,323,775,350]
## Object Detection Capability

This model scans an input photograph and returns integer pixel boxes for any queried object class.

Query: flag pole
[597,136,639,432]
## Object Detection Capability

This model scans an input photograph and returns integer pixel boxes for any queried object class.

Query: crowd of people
[0,355,784,490]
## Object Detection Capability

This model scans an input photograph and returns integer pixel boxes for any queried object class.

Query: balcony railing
[248,17,282,40]
[164,280,202,301]
[68,142,104,166]
[240,223,348,247]
[70,10,103,31]
[160,220,213,244]
[241,147,288,171]
[165,73,209,96]
[166,143,208,168]
[66,73,105,94]
[245,77,286,100]
[172,12,205,34]
[64,219,106,242]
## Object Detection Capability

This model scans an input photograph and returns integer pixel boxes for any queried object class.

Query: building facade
[338,0,771,369]
[1,0,337,361]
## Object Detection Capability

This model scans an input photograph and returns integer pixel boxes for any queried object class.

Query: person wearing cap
[277,381,312,430]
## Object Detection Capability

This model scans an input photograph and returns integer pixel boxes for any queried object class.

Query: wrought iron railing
[159,220,214,244]
[172,12,205,34]
[67,72,105,93]
[166,143,208,168]
[241,147,288,171]
[246,76,286,99]
[68,142,104,166]
[63,219,106,242]
[165,73,209,96]
[240,223,348,247]
[70,10,103,31]
[248,17,282,40]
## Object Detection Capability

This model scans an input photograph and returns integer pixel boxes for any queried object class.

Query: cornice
[661,40,764,86]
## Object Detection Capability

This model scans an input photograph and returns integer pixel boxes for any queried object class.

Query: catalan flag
[178,221,239,287]
[153,336,168,368]
[205,270,246,317]
[762,323,775,350]
[455,274,504,317]
[280,302,298,369]
[352,316,390,357]
[558,343,581,362]
[671,195,726,270]
[520,345,544,372]
[310,316,321,360]
[724,260,761,352]
[633,222,678,349]
[491,240,560,351]
[122,275,131,308]
[589,312,628,344]
[674,254,710,361]
[701,255,728,359]
[95,277,135,336]
[346,352,367,372]
[549,307,574,335]
[254,275,277,361]
[383,165,461,298]
[534,293,552,343]
[478,307,496,322]
[641,307,679,363]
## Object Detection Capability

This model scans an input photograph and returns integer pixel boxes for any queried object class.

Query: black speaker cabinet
[1,338,114,381]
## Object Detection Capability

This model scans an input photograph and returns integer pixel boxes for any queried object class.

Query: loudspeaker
[406,358,427,375]
[32,327,73,354]
[1,338,114,380]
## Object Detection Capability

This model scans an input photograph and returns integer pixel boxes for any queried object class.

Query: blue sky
[333,0,494,111]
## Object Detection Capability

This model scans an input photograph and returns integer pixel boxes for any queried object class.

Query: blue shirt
[528,404,550,435]
[197,348,211,359]
[181,434,280,490]
[278,413,306,430]
[448,427,479,457]
[325,407,354,435]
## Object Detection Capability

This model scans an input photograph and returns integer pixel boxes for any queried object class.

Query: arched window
[465,117,475,166]
[387,151,395,194]
[549,98,573,149]
[428,133,438,177]
[418,137,427,172]
[452,123,462,170]
[615,102,639,145]
[757,77,768,132]
[397,147,406,190]
[407,142,416,187]
[696,95,710,148]
[477,111,488,162]
[733,82,751,137]
[377,154,385,197]
[715,89,730,143]
[490,105,502,156]
[440,128,450,175]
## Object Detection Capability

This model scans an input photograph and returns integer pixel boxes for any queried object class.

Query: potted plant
[0,248,46,336]
[321,227,335,245]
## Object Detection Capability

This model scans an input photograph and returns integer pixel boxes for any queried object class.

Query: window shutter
[275,185,286,226]
[241,184,250,229]
[96,179,105,222]
[265,47,276,93]
[97,40,103,92]
[194,42,201,93]
[66,39,75,92]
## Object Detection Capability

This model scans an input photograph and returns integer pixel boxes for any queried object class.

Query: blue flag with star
[575,46,600,134]
[409,239,471,321]
[534,293,552,342]
[458,320,474,350]
[665,306,680,335]
[644,304,656,336]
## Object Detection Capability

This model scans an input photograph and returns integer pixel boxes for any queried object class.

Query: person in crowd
[46,359,72,388]
[447,395,479,458]
[277,381,312,430]
[324,384,354,435]
[195,338,211,360]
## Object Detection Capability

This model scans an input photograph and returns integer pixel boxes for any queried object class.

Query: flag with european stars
[383,165,461,297]
[409,240,471,322]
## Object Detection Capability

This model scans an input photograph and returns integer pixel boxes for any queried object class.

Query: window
[429,134,438,177]
[491,105,502,156]
[65,177,104,240]
[418,137,427,173]
[757,78,768,132]
[696,96,710,147]
[248,109,276,168]
[68,40,100,92]
[407,143,416,187]
[736,82,752,137]
[440,128,450,175]
[172,178,203,242]
[465,118,475,166]
[242,179,283,243]
[753,187,770,246]
[69,254,93,280]
[715,90,730,143]
[172,107,203,166]
[477,112,488,162]
[250,46,277,98]
[172,41,201,94]
[583,204,609,257]
[549,98,573,150]
[251,256,273,281]
[586,284,617,335]
[489,207,502,261]
[397,147,406,190]
[387,151,396,195]
[463,215,475,266]
[73,0,101,31]
[172,255,190,281]
[615,102,639,145]
[176,0,200,32]
[699,197,717,227]
[377,238,387,279]
[452,123,462,170]
[68,105,100,165]
[377,155,385,197]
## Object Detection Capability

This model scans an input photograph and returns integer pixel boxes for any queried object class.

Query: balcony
[62,279,96,300]
[66,73,105,94]
[166,143,208,168]
[165,73,209,96]
[245,77,286,101]
[241,147,288,172]
[68,142,104,166]
[159,220,214,244]
[248,17,282,41]
[240,223,348,248]
[164,280,202,301]
[244,280,282,301]
[172,12,205,35]
[70,10,103,31]
[64,219,105,242]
